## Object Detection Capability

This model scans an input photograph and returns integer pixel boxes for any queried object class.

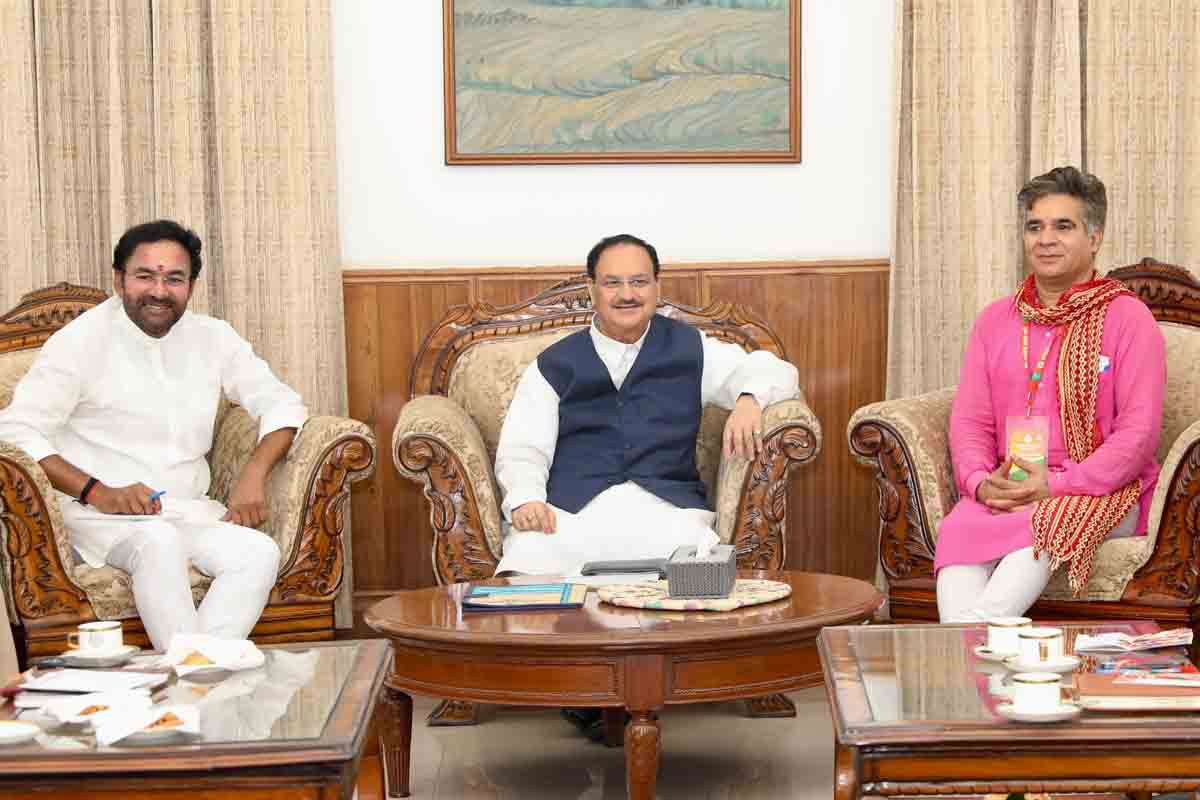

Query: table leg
[625,710,660,800]
[379,685,413,798]
[834,742,860,800]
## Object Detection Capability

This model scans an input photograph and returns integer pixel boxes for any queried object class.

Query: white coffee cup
[67,621,123,653]
[1010,671,1062,714]
[1018,626,1064,664]
[986,616,1031,654]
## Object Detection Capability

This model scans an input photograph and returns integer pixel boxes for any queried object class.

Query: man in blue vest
[493,233,799,576]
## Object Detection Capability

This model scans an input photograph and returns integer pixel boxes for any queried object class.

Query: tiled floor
[360,687,834,799]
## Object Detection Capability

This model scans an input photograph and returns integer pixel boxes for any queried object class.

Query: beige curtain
[1,0,352,623]
[0,0,345,419]
[889,0,1200,398]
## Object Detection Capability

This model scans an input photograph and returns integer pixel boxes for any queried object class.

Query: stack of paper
[19,669,167,694]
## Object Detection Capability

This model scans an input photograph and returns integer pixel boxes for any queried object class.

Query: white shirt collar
[589,314,652,355]
[589,315,654,390]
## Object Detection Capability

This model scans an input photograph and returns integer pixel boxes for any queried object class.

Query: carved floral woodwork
[0,282,108,351]
[273,436,375,603]
[403,275,817,585]
[733,426,818,571]
[397,436,498,585]
[851,258,1200,622]
[0,459,91,621]
[848,421,937,586]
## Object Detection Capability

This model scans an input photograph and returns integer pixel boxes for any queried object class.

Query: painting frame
[442,0,801,165]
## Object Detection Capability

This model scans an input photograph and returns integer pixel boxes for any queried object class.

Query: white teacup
[67,621,123,654]
[986,616,1031,655]
[1018,626,1064,664]
[1010,671,1063,714]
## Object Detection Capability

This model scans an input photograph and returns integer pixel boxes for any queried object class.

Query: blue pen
[149,490,166,501]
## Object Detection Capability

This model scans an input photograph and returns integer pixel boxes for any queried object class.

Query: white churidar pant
[495,482,717,577]
[68,498,280,649]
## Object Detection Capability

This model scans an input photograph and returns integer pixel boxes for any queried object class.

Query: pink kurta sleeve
[1047,296,1165,497]
[949,313,1000,501]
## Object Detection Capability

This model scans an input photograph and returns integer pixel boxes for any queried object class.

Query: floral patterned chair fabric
[848,260,1200,645]
[0,283,376,659]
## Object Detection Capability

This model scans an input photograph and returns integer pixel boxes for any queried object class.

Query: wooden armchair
[849,260,1200,648]
[393,276,821,724]
[0,283,376,661]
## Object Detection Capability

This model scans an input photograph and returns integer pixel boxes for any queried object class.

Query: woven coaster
[597,579,791,611]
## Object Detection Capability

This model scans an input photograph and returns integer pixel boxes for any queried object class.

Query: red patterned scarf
[1014,274,1141,594]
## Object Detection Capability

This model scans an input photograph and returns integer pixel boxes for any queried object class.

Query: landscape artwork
[443,0,800,164]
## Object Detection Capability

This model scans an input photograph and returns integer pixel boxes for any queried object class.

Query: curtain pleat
[1,0,349,623]
[889,0,1200,398]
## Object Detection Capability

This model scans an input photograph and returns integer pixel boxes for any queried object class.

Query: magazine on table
[461,582,589,612]
[1073,627,1193,653]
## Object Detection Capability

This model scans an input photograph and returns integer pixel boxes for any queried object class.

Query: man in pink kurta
[935,167,1166,622]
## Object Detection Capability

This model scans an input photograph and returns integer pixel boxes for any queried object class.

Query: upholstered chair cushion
[0,350,40,410]
[447,330,576,462]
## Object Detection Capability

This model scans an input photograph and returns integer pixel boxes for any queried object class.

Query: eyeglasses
[594,276,654,292]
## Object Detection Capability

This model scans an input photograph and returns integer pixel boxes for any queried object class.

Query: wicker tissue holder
[666,544,736,599]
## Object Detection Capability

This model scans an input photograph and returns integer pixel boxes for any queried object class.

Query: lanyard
[1022,322,1059,418]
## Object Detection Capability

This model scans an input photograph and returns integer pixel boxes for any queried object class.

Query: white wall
[332,1,895,268]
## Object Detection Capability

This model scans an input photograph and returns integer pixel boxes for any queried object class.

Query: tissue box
[666,544,736,599]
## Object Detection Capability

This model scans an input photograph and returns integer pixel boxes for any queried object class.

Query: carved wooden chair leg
[743,692,797,718]
[426,699,480,727]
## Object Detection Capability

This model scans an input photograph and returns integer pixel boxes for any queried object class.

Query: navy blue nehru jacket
[536,314,710,514]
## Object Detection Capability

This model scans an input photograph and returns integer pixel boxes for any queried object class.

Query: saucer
[0,721,41,746]
[60,644,140,668]
[995,700,1082,723]
[1004,654,1082,674]
[973,645,1019,663]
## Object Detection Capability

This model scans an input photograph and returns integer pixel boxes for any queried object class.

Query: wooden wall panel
[343,261,889,626]
[706,267,889,580]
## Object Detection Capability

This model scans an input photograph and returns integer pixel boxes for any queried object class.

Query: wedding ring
[753,429,762,437]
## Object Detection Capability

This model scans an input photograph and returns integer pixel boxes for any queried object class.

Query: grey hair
[1017,166,1107,234]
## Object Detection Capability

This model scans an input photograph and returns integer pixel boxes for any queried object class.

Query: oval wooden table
[365,570,882,799]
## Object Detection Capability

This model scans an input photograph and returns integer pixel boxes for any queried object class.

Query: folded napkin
[43,690,152,725]
[162,634,265,676]
[94,703,199,746]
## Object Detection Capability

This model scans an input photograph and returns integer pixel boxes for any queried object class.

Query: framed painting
[442,0,800,165]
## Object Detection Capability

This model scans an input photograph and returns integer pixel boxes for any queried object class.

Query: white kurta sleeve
[216,325,308,440]
[699,332,800,411]
[0,333,85,462]
[495,361,560,519]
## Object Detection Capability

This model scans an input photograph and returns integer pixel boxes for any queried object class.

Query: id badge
[1006,415,1049,481]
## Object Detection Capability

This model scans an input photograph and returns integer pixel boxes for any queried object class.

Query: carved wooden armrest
[847,387,957,586]
[1123,418,1200,605]
[264,417,375,604]
[393,395,504,584]
[714,394,822,570]
[0,440,88,625]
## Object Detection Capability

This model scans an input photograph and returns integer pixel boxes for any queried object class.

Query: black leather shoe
[560,707,603,734]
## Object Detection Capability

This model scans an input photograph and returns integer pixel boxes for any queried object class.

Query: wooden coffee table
[0,640,389,799]
[820,621,1200,799]
[365,570,882,799]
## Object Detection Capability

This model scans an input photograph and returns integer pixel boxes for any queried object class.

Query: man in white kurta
[0,220,307,648]
[494,235,798,576]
